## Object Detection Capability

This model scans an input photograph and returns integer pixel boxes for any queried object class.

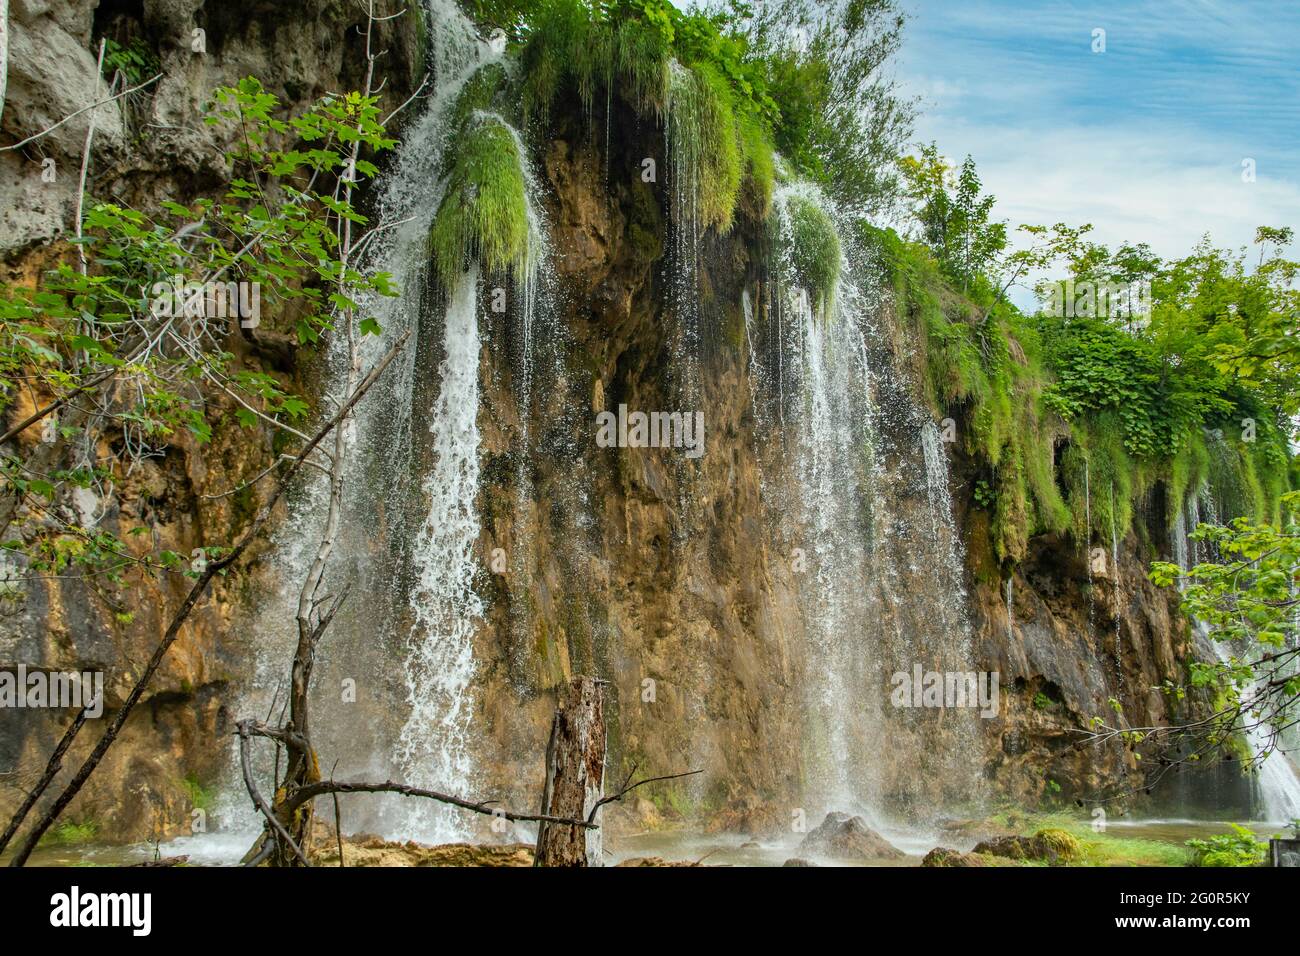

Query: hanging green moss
[992,445,1030,565]
[1060,418,1144,543]
[429,117,530,286]
[520,2,670,123]
[617,15,673,117]
[1166,427,1210,526]
[785,194,840,312]
[517,0,772,232]
[738,111,775,217]
[668,61,742,233]
[446,62,509,149]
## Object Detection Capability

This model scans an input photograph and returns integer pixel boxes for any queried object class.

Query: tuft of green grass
[429,116,532,286]
[737,111,775,217]
[44,819,99,846]
[783,194,840,314]
[180,772,215,811]
[668,61,742,234]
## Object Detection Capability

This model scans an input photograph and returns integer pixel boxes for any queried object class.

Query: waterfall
[759,179,982,818]
[762,181,878,808]
[665,62,705,413]
[1186,494,1203,567]
[223,0,528,846]
[1109,482,1124,697]
[921,418,967,621]
[1172,505,1189,579]
[1005,577,1014,642]
[1208,638,1300,821]
[393,266,485,841]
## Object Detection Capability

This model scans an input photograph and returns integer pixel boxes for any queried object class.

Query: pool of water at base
[6,819,1291,867]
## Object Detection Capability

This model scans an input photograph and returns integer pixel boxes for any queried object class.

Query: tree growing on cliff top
[710,0,917,216]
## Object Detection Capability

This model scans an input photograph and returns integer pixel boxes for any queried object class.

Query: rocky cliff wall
[1,1,1205,845]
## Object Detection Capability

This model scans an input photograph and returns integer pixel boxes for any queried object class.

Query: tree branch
[237,720,311,867]
[281,779,598,829]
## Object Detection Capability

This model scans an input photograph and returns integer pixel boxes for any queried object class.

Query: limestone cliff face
[466,110,807,835]
[2,1,1208,845]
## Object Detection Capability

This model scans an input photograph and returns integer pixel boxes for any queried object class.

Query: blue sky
[897,0,1300,279]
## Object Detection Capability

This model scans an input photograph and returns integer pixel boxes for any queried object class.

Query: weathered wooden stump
[1270,837,1300,867]
[534,676,606,867]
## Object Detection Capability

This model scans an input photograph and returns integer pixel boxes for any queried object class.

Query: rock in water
[799,812,905,860]
[782,857,818,867]
[972,828,1081,864]
[920,847,987,867]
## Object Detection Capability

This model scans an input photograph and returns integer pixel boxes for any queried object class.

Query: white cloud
[915,119,1300,261]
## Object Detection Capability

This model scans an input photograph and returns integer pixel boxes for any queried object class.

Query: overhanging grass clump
[520,1,671,122]
[783,194,840,313]
[668,61,741,233]
[446,62,509,149]
[862,221,1295,567]
[429,115,531,286]
[518,0,775,229]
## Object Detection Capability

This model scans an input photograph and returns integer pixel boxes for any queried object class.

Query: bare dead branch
[237,720,311,867]
[586,766,703,824]
[0,73,162,153]
[281,779,598,829]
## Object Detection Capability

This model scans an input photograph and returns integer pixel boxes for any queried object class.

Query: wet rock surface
[798,812,905,861]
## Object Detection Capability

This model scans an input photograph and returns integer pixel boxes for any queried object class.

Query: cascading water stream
[1109,482,1124,698]
[762,179,983,819]
[393,265,485,840]
[217,0,553,847]
[1207,636,1300,821]
[1175,483,1300,820]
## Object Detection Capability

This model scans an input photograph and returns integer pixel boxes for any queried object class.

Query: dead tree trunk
[534,676,606,867]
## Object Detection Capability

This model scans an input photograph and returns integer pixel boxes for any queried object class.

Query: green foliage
[102,36,160,87]
[43,819,99,846]
[900,145,1005,292]
[180,772,215,811]
[877,145,1295,568]
[514,0,912,225]
[1041,318,1230,459]
[783,194,840,311]
[467,0,544,36]
[0,76,397,589]
[429,116,532,285]
[1152,493,1300,651]
[1185,824,1269,867]
[1149,493,1300,769]
[519,0,674,122]
[865,222,1067,562]
[715,0,915,216]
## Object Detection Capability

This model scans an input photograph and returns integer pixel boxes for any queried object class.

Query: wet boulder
[798,812,905,860]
